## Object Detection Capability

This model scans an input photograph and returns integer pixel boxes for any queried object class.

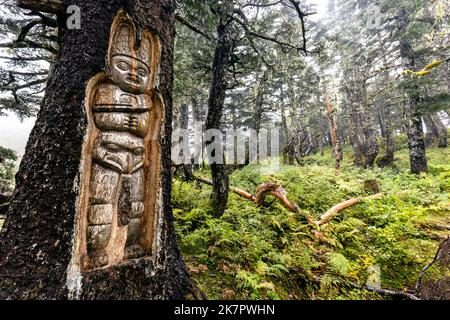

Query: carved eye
[137,69,146,77]
[116,61,129,71]
[104,143,121,153]
[133,147,144,157]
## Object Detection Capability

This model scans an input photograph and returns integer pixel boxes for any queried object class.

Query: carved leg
[87,163,119,268]
[124,169,146,259]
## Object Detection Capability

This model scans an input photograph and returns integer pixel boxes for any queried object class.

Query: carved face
[110,55,150,94]
[93,132,145,174]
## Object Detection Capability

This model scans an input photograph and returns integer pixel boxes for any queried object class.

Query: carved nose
[126,153,133,173]
[128,73,138,81]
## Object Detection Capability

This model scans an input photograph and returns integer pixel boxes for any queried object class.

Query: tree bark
[251,69,268,136]
[376,55,395,167]
[423,114,439,147]
[0,0,198,300]
[359,81,379,167]
[432,113,447,148]
[179,104,193,179]
[398,10,428,174]
[325,95,341,175]
[205,13,233,217]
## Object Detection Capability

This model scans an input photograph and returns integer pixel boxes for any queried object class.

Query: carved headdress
[106,10,161,90]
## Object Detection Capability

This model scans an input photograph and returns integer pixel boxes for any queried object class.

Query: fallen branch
[193,176,383,225]
[415,236,449,295]
[255,182,299,213]
[315,193,383,226]
[349,282,420,300]
[193,176,300,212]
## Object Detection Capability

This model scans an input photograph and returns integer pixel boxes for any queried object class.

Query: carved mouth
[125,76,139,87]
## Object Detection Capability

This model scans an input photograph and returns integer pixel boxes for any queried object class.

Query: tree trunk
[432,113,447,148]
[205,14,233,217]
[0,0,198,300]
[279,85,289,162]
[348,99,365,167]
[399,10,428,174]
[251,69,268,136]
[179,104,193,179]
[191,97,202,169]
[359,81,379,168]
[325,95,341,175]
[422,114,438,147]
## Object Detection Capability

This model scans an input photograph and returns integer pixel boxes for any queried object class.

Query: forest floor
[173,145,449,299]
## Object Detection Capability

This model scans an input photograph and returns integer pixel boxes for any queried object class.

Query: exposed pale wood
[194,177,299,212]
[16,0,62,14]
[73,10,164,271]
[194,176,383,229]
[255,182,299,213]
[315,193,383,226]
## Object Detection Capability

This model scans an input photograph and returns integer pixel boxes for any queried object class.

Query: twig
[415,236,449,294]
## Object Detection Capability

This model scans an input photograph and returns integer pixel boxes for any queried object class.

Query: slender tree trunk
[191,97,203,169]
[0,0,197,299]
[251,70,268,135]
[422,114,438,147]
[432,113,447,148]
[359,81,379,167]
[399,11,428,173]
[325,95,340,175]
[205,14,233,217]
[279,85,289,157]
[348,100,365,167]
[179,104,193,179]
[377,82,394,166]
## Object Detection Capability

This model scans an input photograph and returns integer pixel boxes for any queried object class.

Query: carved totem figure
[75,10,164,271]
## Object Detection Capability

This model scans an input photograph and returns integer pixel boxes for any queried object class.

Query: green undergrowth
[172,146,449,300]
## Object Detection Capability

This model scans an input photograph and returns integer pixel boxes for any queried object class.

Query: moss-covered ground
[172,146,449,299]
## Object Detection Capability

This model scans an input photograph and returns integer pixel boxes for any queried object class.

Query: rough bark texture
[0,0,197,300]
[205,16,233,218]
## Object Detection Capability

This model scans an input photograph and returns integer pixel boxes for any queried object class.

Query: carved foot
[89,250,109,269]
[124,244,146,260]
